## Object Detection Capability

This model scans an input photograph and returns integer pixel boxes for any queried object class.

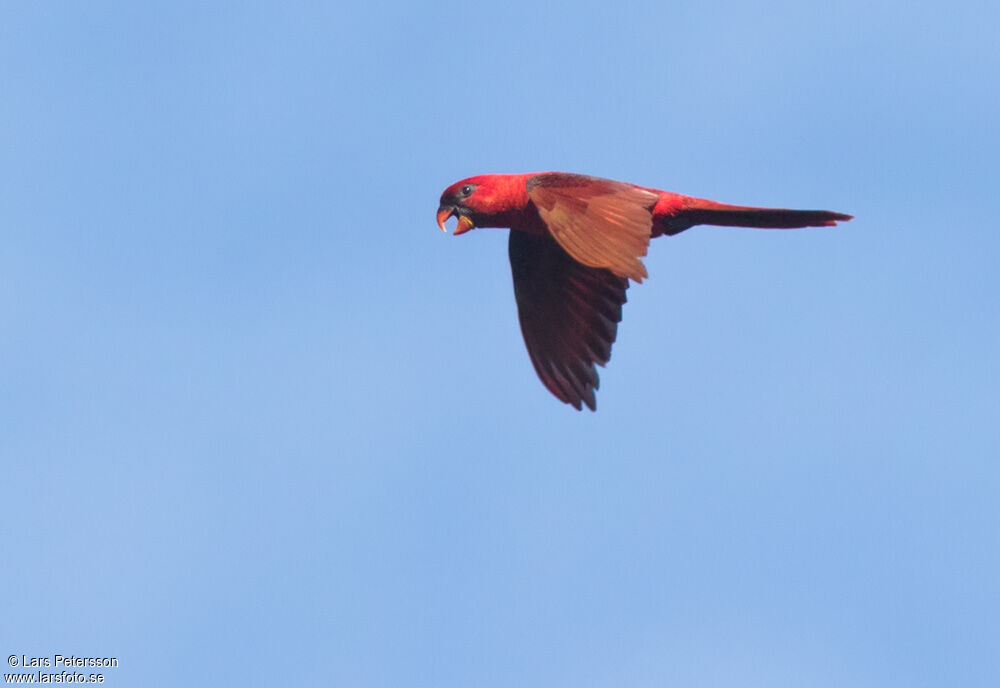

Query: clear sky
[2,2,997,686]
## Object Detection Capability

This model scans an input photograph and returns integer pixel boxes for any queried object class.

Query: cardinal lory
[436,172,851,411]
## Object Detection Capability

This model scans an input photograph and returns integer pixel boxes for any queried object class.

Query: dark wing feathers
[509,230,629,411]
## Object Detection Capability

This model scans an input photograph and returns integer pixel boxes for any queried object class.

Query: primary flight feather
[436,172,851,411]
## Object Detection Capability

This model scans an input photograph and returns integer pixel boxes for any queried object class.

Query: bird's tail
[656,197,852,236]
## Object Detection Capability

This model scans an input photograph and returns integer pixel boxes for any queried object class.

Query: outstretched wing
[509,230,629,411]
[526,173,658,283]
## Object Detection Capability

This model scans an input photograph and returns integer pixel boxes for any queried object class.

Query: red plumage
[437,172,851,410]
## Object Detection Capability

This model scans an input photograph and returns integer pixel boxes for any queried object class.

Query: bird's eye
[460,184,474,196]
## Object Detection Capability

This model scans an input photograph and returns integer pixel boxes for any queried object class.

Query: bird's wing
[526,173,659,282]
[509,230,629,411]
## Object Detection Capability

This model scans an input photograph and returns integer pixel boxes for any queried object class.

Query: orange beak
[436,207,453,232]
[436,206,475,235]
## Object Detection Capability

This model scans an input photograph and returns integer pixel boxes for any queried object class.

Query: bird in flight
[436,172,851,411]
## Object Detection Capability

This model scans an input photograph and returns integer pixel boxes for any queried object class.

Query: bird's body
[437,172,851,410]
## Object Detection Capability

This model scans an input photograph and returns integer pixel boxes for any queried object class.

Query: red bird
[436,172,851,411]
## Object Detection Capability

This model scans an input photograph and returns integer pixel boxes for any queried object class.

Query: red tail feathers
[656,197,852,236]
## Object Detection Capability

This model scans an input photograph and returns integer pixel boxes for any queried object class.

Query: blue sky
[1,2,997,686]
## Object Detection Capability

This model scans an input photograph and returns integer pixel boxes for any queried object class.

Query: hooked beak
[436,206,475,235]
[436,206,452,232]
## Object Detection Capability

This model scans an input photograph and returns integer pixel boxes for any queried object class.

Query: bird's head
[436,174,526,235]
